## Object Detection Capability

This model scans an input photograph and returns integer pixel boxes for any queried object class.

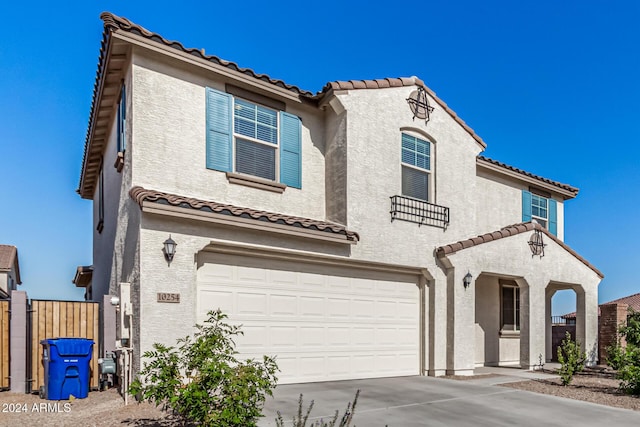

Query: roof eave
[477,157,579,199]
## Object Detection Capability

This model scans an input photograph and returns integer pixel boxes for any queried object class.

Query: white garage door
[196,258,420,384]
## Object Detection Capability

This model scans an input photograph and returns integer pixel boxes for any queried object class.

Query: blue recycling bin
[41,338,94,400]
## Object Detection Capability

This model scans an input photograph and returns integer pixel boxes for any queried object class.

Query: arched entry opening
[546,282,584,362]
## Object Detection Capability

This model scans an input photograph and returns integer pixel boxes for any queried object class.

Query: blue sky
[0,1,638,315]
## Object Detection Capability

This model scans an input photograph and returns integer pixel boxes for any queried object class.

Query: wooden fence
[29,300,100,393]
[0,300,8,390]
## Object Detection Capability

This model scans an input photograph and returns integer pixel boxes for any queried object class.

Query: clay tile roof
[477,156,579,196]
[129,186,359,242]
[0,244,21,284]
[436,222,603,279]
[100,12,313,97]
[563,292,640,319]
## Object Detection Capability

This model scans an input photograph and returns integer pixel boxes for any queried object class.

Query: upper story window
[522,190,557,236]
[206,87,301,189]
[233,99,278,180]
[531,194,548,228]
[401,133,432,201]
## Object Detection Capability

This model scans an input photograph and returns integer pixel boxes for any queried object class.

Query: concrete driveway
[259,376,640,427]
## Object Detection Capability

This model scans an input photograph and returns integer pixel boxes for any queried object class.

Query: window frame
[500,280,520,335]
[400,132,433,202]
[231,97,280,182]
[531,194,548,228]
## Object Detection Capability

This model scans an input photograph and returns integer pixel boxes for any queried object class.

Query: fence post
[9,291,27,393]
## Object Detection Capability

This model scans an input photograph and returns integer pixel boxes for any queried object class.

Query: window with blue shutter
[206,87,301,188]
[206,88,233,172]
[280,112,301,188]
[401,133,431,201]
[522,189,558,236]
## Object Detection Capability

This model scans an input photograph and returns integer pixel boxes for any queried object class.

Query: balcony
[390,195,449,229]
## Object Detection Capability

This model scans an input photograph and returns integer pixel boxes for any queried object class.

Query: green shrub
[609,310,640,395]
[129,309,278,427]
[276,390,360,427]
[557,331,585,386]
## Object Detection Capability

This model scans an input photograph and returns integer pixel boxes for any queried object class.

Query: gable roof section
[477,156,579,198]
[130,186,359,243]
[319,78,486,149]
[0,244,21,284]
[436,222,603,278]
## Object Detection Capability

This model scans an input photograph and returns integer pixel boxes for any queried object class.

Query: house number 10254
[157,293,180,303]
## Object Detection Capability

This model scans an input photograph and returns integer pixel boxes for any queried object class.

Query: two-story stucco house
[77,12,603,383]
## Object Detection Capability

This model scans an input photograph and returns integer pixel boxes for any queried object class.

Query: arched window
[401,132,432,201]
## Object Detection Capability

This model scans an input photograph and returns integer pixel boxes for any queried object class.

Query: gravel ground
[1,372,638,426]
[0,389,170,427]
[502,374,640,411]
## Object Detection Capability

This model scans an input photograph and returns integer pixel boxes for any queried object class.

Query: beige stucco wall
[328,87,483,268]
[476,168,566,240]
[130,49,326,221]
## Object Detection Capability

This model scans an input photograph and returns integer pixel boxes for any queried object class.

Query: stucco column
[428,271,447,376]
[575,285,598,365]
[445,268,475,376]
[519,278,545,369]
[545,288,555,362]
[9,291,27,393]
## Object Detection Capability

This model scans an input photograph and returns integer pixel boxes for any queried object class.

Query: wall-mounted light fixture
[163,235,177,265]
[463,272,473,289]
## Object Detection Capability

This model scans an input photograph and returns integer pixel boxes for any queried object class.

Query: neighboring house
[562,292,640,362]
[77,12,603,383]
[0,245,21,298]
[72,265,94,301]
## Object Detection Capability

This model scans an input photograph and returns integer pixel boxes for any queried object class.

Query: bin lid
[40,338,94,356]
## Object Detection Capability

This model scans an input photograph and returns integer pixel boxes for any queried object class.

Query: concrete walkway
[259,375,640,427]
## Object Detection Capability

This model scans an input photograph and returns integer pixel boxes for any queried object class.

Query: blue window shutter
[548,199,558,236]
[279,111,301,188]
[522,190,532,222]
[206,88,233,172]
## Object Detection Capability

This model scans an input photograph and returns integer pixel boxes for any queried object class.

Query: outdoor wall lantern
[163,235,177,265]
[463,272,473,289]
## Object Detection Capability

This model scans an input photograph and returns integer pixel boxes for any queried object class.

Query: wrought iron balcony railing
[390,195,449,228]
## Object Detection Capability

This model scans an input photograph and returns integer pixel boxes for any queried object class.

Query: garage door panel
[197,262,419,384]
[270,294,297,316]
[199,289,234,316]
[237,292,267,315]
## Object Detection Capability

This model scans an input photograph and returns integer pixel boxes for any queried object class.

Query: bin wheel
[38,386,45,399]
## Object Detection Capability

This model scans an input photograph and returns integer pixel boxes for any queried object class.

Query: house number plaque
[157,292,180,303]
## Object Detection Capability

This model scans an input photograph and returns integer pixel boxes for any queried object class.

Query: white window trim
[400,132,433,202]
[232,98,280,182]
[531,194,549,229]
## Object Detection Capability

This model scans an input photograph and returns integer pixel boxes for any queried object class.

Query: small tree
[129,309,278,427]
[608,311,640,395]
[557,331,585,386]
